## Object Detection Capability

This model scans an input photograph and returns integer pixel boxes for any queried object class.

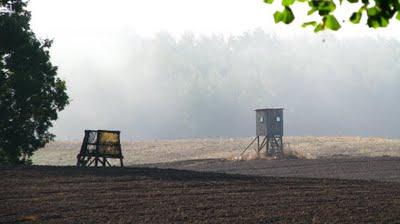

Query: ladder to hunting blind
[76,130,124,167]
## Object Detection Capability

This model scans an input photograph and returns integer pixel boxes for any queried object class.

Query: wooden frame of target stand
[76,130,124,167]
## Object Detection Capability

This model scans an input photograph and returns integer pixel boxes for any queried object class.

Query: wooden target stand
[76,130,124,167]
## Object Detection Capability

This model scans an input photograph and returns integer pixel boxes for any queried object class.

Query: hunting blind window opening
[276,116,281,122]
[259,116,264,123]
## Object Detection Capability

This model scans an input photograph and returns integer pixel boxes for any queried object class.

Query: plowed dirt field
[1,165,400,223]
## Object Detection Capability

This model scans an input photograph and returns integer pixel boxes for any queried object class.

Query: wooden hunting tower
[255,108,284,157]
[76,130,124,167]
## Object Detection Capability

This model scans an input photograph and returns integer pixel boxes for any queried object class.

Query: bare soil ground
[144,157,400,182]
[1,166,400,224]
[6,137,399,223]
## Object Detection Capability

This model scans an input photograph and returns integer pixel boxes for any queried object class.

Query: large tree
[264,0,400,32]
[0,0,69,164]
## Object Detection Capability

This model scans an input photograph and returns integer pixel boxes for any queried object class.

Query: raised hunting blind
[76,130,124,167]
[255,108,284,157]
[240,108,284,158]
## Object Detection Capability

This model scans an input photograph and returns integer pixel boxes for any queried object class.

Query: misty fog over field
[50,30,400,140]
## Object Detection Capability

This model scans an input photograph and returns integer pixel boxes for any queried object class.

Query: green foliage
[302,21,317,27]
[325,14,341,30]
[264,0,400,32]
[0,0,69,164]
[274,6,295,24]
[350,11,362,24]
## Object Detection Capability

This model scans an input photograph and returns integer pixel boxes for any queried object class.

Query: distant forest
[54,29,400,140]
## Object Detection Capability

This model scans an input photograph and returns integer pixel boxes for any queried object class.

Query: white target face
[276,116,281,122]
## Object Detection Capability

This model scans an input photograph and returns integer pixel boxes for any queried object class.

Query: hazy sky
[29,0,400,40]
[25,0,400,140]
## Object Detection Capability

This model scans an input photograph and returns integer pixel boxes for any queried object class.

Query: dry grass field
[32,136,400,166]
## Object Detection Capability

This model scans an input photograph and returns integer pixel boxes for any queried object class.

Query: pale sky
[25,0,400,140]
[29,0,400,40]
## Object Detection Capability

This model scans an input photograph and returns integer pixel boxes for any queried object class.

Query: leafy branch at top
[264,0,400,32]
